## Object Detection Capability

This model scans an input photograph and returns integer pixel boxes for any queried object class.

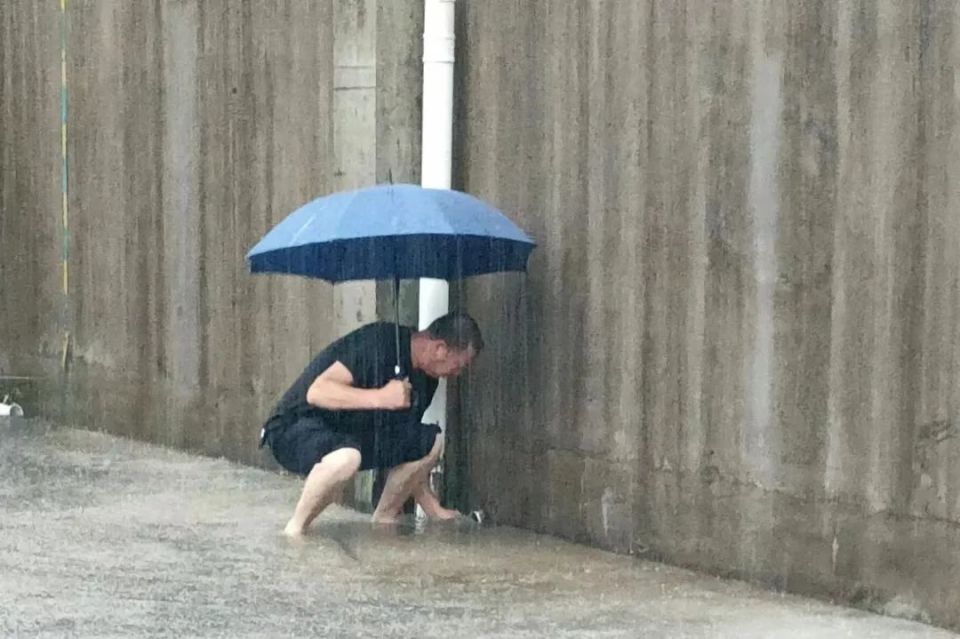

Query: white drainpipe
[419,0,455,430]
[417,0,455,518]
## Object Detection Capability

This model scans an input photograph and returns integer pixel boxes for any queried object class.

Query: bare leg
[284,448,361,536]
[372,434,444,524]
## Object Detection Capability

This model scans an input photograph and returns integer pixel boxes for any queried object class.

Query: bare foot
[371,513,400,525]
[283,520,306,537]
[429,507,460,521]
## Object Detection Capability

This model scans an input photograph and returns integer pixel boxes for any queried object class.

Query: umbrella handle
[391,364,416,411]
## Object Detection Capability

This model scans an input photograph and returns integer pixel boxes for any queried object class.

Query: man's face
[426,342,476,378]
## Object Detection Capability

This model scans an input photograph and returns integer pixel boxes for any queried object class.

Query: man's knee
[422,433,444,466]
[319,447,362,482]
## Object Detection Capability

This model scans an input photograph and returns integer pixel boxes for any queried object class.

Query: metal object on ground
[0,377,40,417]
[0,393,24,417]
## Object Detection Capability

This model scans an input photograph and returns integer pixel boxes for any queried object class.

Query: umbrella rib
[289,216,316,246]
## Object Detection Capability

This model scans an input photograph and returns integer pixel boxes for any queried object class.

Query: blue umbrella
[247,183,535,374]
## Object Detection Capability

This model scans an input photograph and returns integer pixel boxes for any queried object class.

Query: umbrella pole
[394,275,402,377]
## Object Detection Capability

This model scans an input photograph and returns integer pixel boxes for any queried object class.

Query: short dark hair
[425,312,484,353]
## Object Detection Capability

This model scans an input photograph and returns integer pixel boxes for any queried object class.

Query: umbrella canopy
[247,183,535,282]
[247,183,535,377]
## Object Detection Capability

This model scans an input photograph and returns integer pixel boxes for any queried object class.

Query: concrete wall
[0,1,422,469]
[452,0,960,629]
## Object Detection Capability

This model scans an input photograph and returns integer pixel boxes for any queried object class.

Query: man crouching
[259,312,481,535]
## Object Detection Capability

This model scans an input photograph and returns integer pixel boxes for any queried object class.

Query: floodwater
[1,419,954,638]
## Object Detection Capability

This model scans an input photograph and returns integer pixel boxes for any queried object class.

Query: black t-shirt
[269,322,438,432]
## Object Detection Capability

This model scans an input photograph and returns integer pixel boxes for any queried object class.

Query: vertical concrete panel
[766,0,837,586]
[944,0,960,524]
[645,0,722,552]
[745,8,782,489]
[162,3,201,399]
[582,0,606,461]
[827,0,925,512]
[774,0,836,495]
[587,0,649,552]
[333,0,377,337]
[691,6,753,576]
[667,1,711,552]
[914,0,960,524]
[70,1,126,377]
[60,2,165,441]
[542,2,591,540]
[0,1,62,376]
[375,0,423,186]
[373,0,423,332]
[862,0,924,514]
[825,0,880,503]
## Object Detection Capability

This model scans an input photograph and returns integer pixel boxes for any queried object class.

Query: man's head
[412,312,483,378]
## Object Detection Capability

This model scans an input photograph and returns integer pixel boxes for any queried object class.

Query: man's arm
[306,361,410,410]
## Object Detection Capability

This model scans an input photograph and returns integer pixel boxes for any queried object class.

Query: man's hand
[377,378,412,410]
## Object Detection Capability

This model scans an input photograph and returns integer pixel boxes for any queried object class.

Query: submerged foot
[429,507,460,521]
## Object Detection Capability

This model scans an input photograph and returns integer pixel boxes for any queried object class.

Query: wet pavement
[1,419,955,639]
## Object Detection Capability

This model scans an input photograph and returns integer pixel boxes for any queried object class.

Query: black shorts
[264,415,440,476]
